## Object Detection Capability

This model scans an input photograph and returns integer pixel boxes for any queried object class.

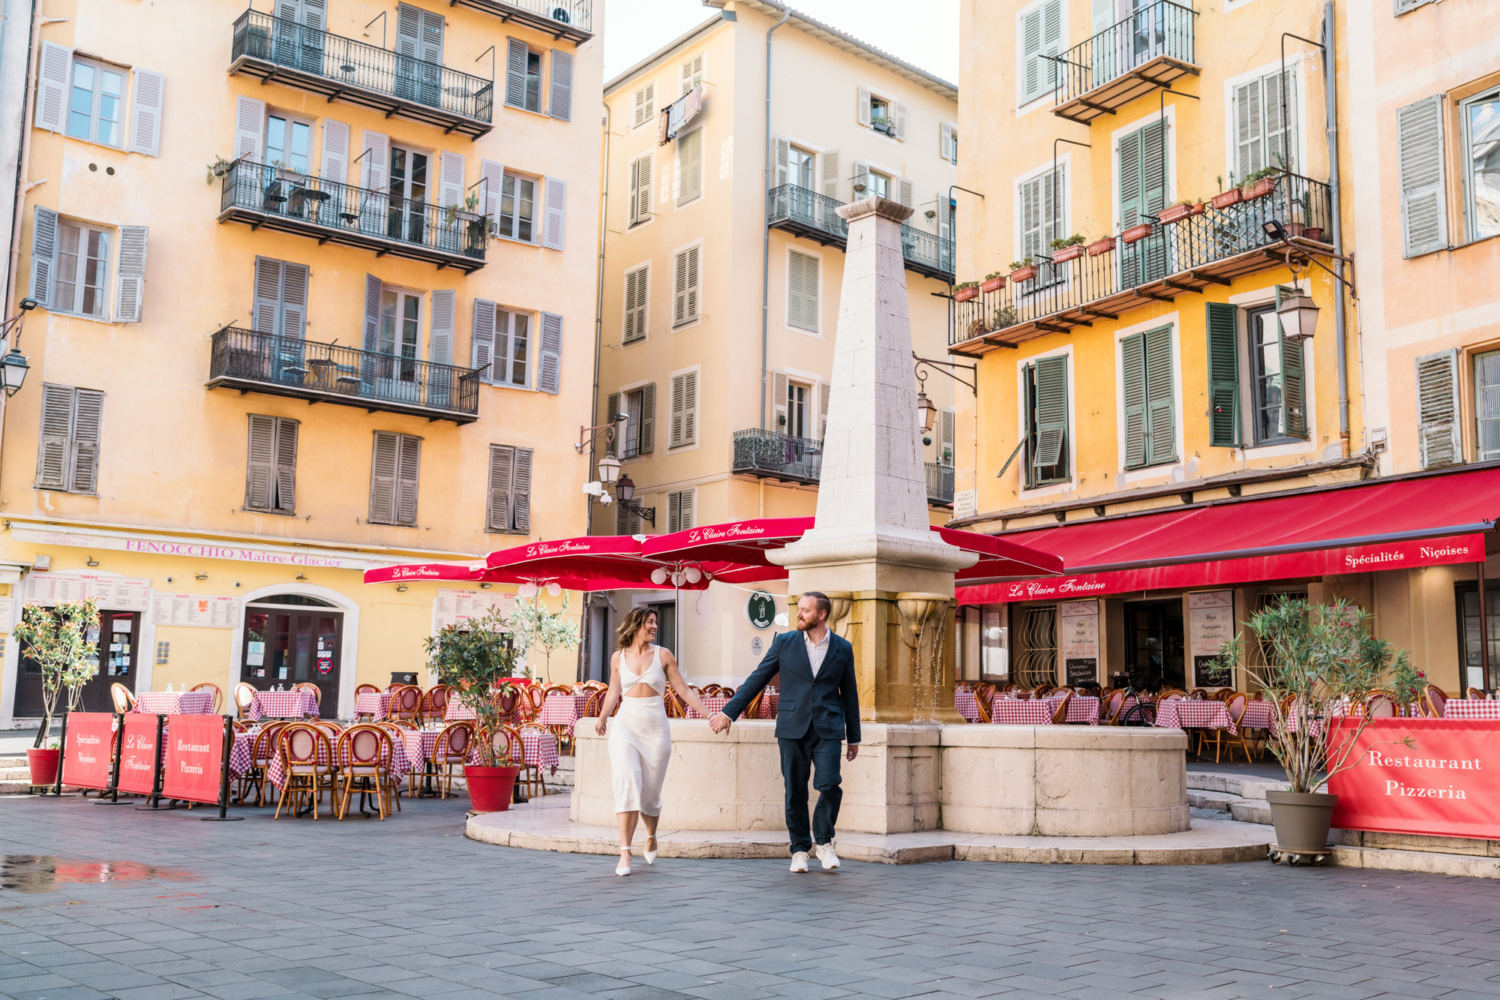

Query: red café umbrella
[482,534,712,591]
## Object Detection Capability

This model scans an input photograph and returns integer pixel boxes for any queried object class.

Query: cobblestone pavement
[0,793,1497,1000]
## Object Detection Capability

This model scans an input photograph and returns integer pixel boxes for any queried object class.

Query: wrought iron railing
[952,172,1333,346]
[210,327,481,417]
[732,429,824,482]
[1051,0,1197,106]
[458,0,594,36]
[767,185,955,279]
[901,223,955,279]
[221,159,487,261]
[231,10,494,123]
[925,462,955,505]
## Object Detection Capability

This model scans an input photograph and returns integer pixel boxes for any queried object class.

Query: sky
[601,0,960,85]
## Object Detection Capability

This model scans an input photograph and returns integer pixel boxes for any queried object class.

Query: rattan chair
[1203,693,1252,763]
[389,684,422,724]
[433,721,474,799]
[1467,687,1486,701]
[743,688,766,720]
[422,684,450,722]
[516,722,550,797]
[1422,684,1450,718]
[1101,688,1127,725]
[1049,692,1073,725]
[583,688,606,719]
[355,683,380,697]
[520,685,545,722]
[294,682,322,717]
[335,724,399,820]
[240,722,287,807]
[274,723,336,820]
[191,682,224,714]
[234,681,258,719]
[110,682,135,713]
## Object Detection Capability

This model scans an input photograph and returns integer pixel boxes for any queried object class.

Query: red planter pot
[1010,265,1039,283]
[980,276,1005,293]
[1241,177,1276,201]
[1210,189,1242,210]
[27,748,60,787]
[1121,223,1154,245]
[1301,227,1324,243]
[954,286,979,302]
[1159,202,1205,225]
[1051,244,1086,263]
[464,764,520,812]
[1086,237,1116,256]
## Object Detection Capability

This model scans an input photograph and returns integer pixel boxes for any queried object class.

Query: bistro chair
[1365,693,1398,718]
[110,682,135,714]
[1049,692,1073,725]
[191,682,224,713]
[1467,687,1487,701]
[274,723,337,820]
[521,685,546,722]
[240,722,287,807]
[1188,688,1210,700]
[234,682,258,719]
[542,683,573,698]
[1422,684,1449,718]
[1033,683,1055,698]
[517,722,552,797]
[494,686,522,724]
[335,725,399,820]
[663,688,687,718]
[294,682,322,716]
[742,689,765,720]
[583,688,607,719]
[355,682,380,697]
[1102,689,1127,725]
[422,684,450,721]
[433,722,474,799]
[389,684,422,724]
[483,724,524,781]
[1203,693,1251,763]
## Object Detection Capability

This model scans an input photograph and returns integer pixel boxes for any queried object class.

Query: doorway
[15,610,140,716]
[241,597,342,716]
[387,144,430,245]
[1124,599,1185,691]
[1013,604,1056,688]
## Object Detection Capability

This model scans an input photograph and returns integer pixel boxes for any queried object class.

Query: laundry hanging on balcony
[658,84,703,144]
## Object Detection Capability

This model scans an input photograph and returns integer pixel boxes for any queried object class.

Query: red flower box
[1051,244,1086,264]
[1241,177,1277,201]
[1210,189,1242,210]
[1121,223,1154,245]
[955,286,979,302]
[980,276,1005,293]
[1159,202,1205,225]
[1011,265,1039,283]
[1086,236,1116,256]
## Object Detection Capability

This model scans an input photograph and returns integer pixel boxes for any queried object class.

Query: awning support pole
[1479,559,1491,696]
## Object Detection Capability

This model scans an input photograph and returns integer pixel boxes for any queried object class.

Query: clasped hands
[708,712,859,760]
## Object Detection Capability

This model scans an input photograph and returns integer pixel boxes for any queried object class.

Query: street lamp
[616,474,635,502]
[1277,290,1319,342]
[596,453,621,485]
[0,348,30,397]
[916,388,937,434]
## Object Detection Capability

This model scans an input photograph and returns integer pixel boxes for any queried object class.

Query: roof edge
[604,14,727,95]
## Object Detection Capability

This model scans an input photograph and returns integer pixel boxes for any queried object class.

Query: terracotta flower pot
[1266,790,1338,854]
[1011,265,1039,283]
[1051,244,1086,263]
[1241,177,1277,201]
[954,286,979,302]
[1210,189,1242,210]
[464,764,520,812]
[980,276,1005,293]
[1159,202,1205,225]
[1302,227,1324,243]
[1121,223,1153,245]
[1086,236,1116,256]
[27,748,60,787]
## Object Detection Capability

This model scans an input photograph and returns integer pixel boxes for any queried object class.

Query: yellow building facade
[0,0,601,723]
[585,0,960,682]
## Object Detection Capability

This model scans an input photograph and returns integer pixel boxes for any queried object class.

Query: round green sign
[747,591,776,630]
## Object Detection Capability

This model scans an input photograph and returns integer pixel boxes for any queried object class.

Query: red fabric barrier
[160,715,226,805]
[117,713,160,795]
[1327,718,1500,840]
[61,712,115,791]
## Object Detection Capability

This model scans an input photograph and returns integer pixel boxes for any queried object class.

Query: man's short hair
[801,591,833,619]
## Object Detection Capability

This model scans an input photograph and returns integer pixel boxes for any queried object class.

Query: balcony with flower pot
[767,185,954,280]
[1050,0,1199,125]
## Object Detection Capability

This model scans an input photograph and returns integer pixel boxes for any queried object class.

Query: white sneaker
[789,851,810,873]
[816,843,841,870]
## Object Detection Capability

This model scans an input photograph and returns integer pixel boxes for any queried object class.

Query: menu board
[1188,591,1236,687]
[152,594,239,628]
[433,589,516,633]
[1060,600,1100,685]
[0,598,14,630]
[22,573,152,611]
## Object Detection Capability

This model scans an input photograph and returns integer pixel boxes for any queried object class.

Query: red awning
[363,562,484,585]
[483,535,711,591]
[958,466,1500,604]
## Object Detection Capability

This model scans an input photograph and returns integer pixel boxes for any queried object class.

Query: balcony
[731,429,956,506]
[1050,0,1198,124]
[208,327,482,424]
[219,159,487,273]
[230,11,493,139]
[448,0,594,43]
[767,185,955,281]
[951,172,1334,355]
[926,462,955,508]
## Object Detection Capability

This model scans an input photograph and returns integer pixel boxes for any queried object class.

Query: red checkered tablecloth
[1240,700,1275,730]
[538,694,591,736]
[445,701,479,722]
[1155,699,1235,735]
[686,691,778,720]
[248,690,320,721]
[265,733,414,789]
[1444,700,1500,720]
[955,690,980,721]
[228,733,252,778]
[990,698,1055,725]
[1055,695,1100,725]
[521,731,559,774]
[354,692,392,719]
[134,692,215,715]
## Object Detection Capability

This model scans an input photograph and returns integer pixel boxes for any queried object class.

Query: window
[856,87,906,139]
[53,221,111,318]
[633,82,655,128]
[1022,356,1068,488]
[1476,351,1500,462]
[1230,68,1295,183]
[1416,348,1462,469]
[1247,299,1307,443]
[66,58,125,147]
[627,153,653,227]
[786,249,820,333]
[1018,166,1065,290]
[608,384,655,458]
[1121,326,1175,469]
[505,38,542,113]
[789,147,815,190]
[37,384,103,494]
[265,113,312,174]
[245,415,298,513]
[681,55,703,96]
[1397,96,1448,257]
[615,498,640,535]
[387,144,430,245]
[941,122,958,165]
[496,173,536,242]
[369,431,421,526]
[1018,0,1063,106]
[670,369,698,448]
[471,300,531,388]
[940,410,956,466]
[379,287,423,386]
[1395,0,1438,14]
[672,245,700,326]
[676,126,703,205]
[623,263,649,343]
[867,170,891,200]
[29,208,147,323]
[487,444,533,534]
[1460,87,1500,241]
[252,257,309,339]
[785,381,812,439]
[667,489,696,533]
[1118,120,1167,286]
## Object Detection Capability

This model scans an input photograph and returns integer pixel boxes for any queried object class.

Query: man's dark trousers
[781,728,842,854]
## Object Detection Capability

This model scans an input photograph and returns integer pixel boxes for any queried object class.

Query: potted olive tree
[423,608,523,812]
[13,600,100,786]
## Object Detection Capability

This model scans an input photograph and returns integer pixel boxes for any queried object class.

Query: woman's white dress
[609,644,672,816]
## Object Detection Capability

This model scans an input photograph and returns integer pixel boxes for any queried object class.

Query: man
[711,592,860,873]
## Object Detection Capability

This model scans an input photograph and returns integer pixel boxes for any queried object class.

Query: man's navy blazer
[720,629,861,744]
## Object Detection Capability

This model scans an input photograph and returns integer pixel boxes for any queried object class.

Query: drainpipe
[4,1,48,328]
[589,102,610,534]
[760,5,790,431]
[1324,0,1350,458]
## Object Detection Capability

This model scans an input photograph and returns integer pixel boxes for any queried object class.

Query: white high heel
[615,847,632,876]
[644,836,657,865]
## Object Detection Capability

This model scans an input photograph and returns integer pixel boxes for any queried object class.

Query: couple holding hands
[594,592,860,876]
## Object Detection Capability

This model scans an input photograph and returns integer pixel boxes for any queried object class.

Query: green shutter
[1118,123,1168,287]
[1031,355,1068,471]
[1145,326,1176,465]
[1206,303,1240,447]
[1122,334,1147,468]
[1275,285,1308,438]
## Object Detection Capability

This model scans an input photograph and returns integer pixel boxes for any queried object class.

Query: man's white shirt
[800,625,855,746]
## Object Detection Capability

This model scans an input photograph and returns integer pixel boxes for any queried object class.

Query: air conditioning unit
[551,6,571,23]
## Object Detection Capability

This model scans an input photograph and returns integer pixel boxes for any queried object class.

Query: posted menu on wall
[152,594,239,628]
[1060,600,1100,686]
[1188,591,1236,687]
[433,589,516,633]
[23,573,152,610]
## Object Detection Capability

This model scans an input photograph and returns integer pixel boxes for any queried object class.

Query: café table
[989,698,1055,725]
[1154,698,1236,735]
[954,689,980,722]
[537,693,591,738]
[1444,700,1500,720]
[134,691,215,715]
[353,691,392,720]
[685,691,778,720]
[265,732,413,791]
[247,690,319,721]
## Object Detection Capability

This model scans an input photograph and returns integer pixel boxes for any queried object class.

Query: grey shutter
[35,41,71,132]
[128,69,164,156]
[667,491,681,533]
[631,152,652,225]
[395,2,420,56]
[471,298,495,382]
[1263,69,1295,171]
[505,38,529,109]
[1275,285,1308,438]
[616,497,639,535]
[680,371,698,445]
[775,135,789,188]
[542,177,566,250]
[537,311,562,394]
[275,417,298,511]
[396,434,420,525]
[937,191,952,242]
[1031,356,1068,470]
[479,158,504,220]
[512,447,532,533]
[1144,326,1175,465]
[853,160,869,198]
[681,55,702,95]
[429,289,454,364]
[281,262,308,339]
[1040,0,1063,97]
[487,444,513,530]
[1206,302,1240,447]
[440,151,465,208]
[857,86,871,127]
[941,409,956,465]
[788,249,818,332]
[893,102,908,141]
[1395,0,1435,12]
[1416,349,1462,468]
[369,431,397,522]
[37,384,73,489]
[640,382,656,453]
[69,389,103,494]
[822,150,840,199]
[819,382,830,438]
[320,118,348,183]
[671,373,687,446]
[605,393,621,454]
[898,177,914,208]
[634,81,655,128]
[1122,334,1147,468]
[253,257,284,334]
[246,414,276,509]
[624,265,647,343]
[940,122,955,163]
[1020,7,1043,104]
[418,6,442,60]
[773,371,788,430]
[360,130,387,190]
[360,274,381,393]
[673,246,699,325]
[1234,79,1262,182]
[1021,176,1043,260]
[549,50,573,121]
[1475,352,1500,461]
[115,226,148,323]
[677,128,702,205]
[302,0,326,30]
[29,206,58,307]
[1397,96,1448,257]
[235,95,265,160]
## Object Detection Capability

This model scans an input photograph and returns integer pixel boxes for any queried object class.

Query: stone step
[1229,799,1274,825]
[1187,770,1288,801]
[1186,789,1244,812]
[1331,845,1500,879]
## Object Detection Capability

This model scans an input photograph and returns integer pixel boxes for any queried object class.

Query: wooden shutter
[1020,6,1044,104]
[671,371,697,447]
[941,410,956,465]
[640,382,656,453]
[616,498,639,535]
[235,95,265,160]
[667,491,682,533]
[775,135,789,188]
[360,130,388,190]
[628,157,642,227]
[787,249,818,332]
[359,274,381,354]
[512,448,533,533]
[635,152,652,225]
[1416,349,1462,468]
[429,289,454,365]
[471,298,495,382]
[549,50,573,121]
[69,389,103,494]
[479,159,504,220]
[819,382,831,438]
[395,2,421,56]
[542,177,566,250]
[772,371,788,431]
[1233,79,1262,182]
[487,444,514,531]
[853,161,869,199]
[119,225,151,321]
[1263,69,1295,171]
[1275,285,1308,438]
[37,384,73,489]
[857,86,872,127]
[395,434,420,525]
[938,191,952,242]
[1122,334,1147,468]
[245,414,276,509]
[274,417,298,511]
[673,246,699,325]
[418,5,442,60]
[537,312,562,395]
[302,0,326,29]
[624,264,647,343]
[29,206,58,307]
[822,150,840,199]
[253,257,284,334]
[682,55,702,95]
[898,177,914,208]
[280,262,308,339]
[505,38,529,109]
[604,394,620,454]
[1144,326,1175,465]
[940,122,955,163]
[634,81,655,128]
[1031,356,1068,470]
[677,128,702,205]
[1120,124,1166,285]
[1040,0,1063,96]
[1475,352,1500,461]
[369,431,397,522]
[1397,96,1448,257]
[1395,0,1436,12]
[440,151,465,208]
[35,41,71,132]
[1020,175,1043,261]
[321,118,349,183]
[1205,302,1240,447]
[128,69,164,156]
[893,102,908,141]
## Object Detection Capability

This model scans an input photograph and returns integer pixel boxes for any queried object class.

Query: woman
[594,608,712,876]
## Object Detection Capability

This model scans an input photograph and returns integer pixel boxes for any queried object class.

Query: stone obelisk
[769,197,973,723]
